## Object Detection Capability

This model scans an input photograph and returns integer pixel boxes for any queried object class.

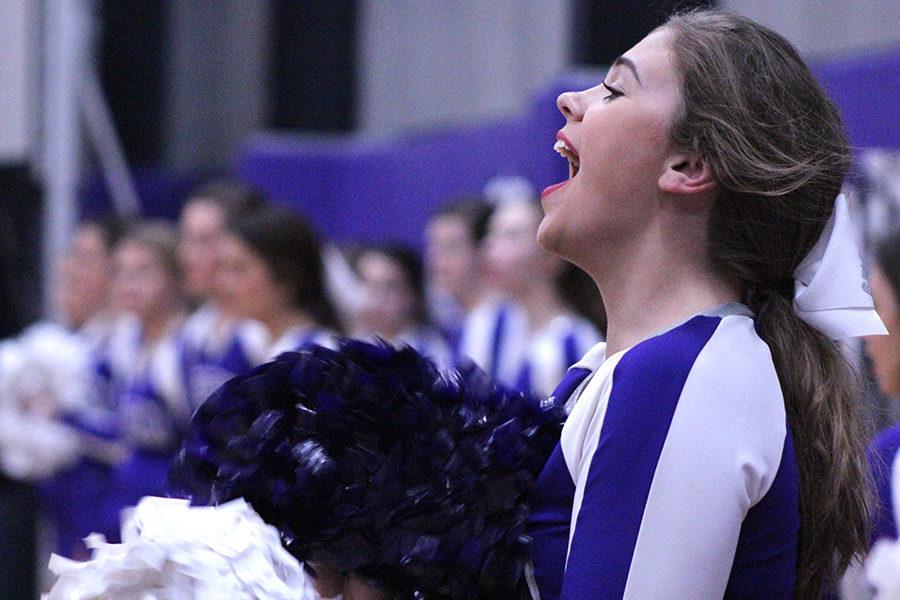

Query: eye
[601,82,623,102]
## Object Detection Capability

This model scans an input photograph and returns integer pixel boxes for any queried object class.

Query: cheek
[579,105,670,197]
[144,277,174,305]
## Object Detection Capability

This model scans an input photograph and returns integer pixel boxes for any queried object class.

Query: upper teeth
[554,139,579,166]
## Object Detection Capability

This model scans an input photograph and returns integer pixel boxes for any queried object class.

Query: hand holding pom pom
[0,324,97,480]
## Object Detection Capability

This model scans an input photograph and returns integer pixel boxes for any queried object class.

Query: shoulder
[614,314,786,503]
[615,313,780,408]
[181,304,218,338]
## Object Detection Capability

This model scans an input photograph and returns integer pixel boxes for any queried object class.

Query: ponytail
[749,289,873,597]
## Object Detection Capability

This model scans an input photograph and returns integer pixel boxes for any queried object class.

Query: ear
[658,152,716,196]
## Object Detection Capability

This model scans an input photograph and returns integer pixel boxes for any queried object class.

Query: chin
[537,217,573,264]
[536,216,558,252]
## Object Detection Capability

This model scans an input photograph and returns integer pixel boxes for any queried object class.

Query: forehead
[492,201,540,230]
[183,201,225,227]
[360,252,405,280]
[74,225,105,250]
[220,234,257,260]
[115,241,158,264]
[614,28,677,89]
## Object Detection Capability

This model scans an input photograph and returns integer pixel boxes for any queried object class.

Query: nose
[557,90,585,121]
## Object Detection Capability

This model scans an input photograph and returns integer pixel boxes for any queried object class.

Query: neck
[457,285,485,312]
[514,279,566,332]
[586,224,738,356]
[261,308,316,342]
[143,310,183,345]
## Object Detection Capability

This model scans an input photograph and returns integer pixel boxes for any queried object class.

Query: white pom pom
[44,496,320,600]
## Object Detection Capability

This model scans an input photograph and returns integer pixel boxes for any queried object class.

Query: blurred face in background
[426,214,479,300]
[112,240,182,322]
[215,234,288,324]
[485,201,559,298]
[356,251,417,338]
[57,224,114,328]
[866,265,900,396]
[178,200,227,301]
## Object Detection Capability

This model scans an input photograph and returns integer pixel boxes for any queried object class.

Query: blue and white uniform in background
[240,325,338,365]
[457,299,523,381]
[457,300,601,398]
[180,306,339,409]
[527,304,798,600]
[511,314,602,399]
[43,315,124,556]
[108,319,192,510]
[869,424,900,543]
[178,304,258,410]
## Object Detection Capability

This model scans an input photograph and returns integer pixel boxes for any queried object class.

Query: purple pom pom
[171,340,564,599]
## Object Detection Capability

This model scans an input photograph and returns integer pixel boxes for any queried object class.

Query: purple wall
[812,46,900,152]
[80,47,899,236]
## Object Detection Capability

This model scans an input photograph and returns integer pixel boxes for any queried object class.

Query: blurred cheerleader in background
[105,221,189,513]
[866,229,900,545]
[425,197,495,354]
[463,196,602,398]
[176,179,266,409]
[352,243,452,370]
[40,216,129,558]
[214,205,340,369]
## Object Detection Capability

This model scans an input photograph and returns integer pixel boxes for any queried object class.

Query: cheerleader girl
[176,180,265,409]
[107,222,189,511]
[425,198,494,350]
[56,217,124,337]
[527,9,886,599]
[353,244,452,370]
[866,230,900,544]
[472,197,602,398]
[44,217,127,558]
[214,205,340,368]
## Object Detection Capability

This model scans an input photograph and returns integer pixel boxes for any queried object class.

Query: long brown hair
[228,206,341,333]
[664,9,872,598]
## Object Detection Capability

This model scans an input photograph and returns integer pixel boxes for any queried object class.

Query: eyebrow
[611,56,642,86]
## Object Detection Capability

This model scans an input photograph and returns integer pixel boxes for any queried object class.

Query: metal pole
[81,68,141,218]
[41,0,88,316]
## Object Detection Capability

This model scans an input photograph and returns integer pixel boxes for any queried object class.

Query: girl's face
[537,28,682,269]
[426,214,478,298]
[485,201,556,296]
[215,234,287,323]
[57,225,113,327]
[866,266,900,396]
[112,241,180,321]
[357,251,417,336]
[178,201,226,300]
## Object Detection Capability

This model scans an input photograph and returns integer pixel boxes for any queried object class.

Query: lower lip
[541,180,570,200]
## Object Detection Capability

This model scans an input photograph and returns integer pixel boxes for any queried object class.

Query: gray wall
[722,0,899,58]
[164,1,271,171]
[0,0,38,164]
[358,0,570,134]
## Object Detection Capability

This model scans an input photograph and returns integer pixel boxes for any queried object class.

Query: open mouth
[554,139,580,178]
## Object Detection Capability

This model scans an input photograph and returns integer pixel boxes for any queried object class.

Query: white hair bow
[793,194,888,340]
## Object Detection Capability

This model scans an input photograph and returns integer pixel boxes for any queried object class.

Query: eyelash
[601,82,622,101]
